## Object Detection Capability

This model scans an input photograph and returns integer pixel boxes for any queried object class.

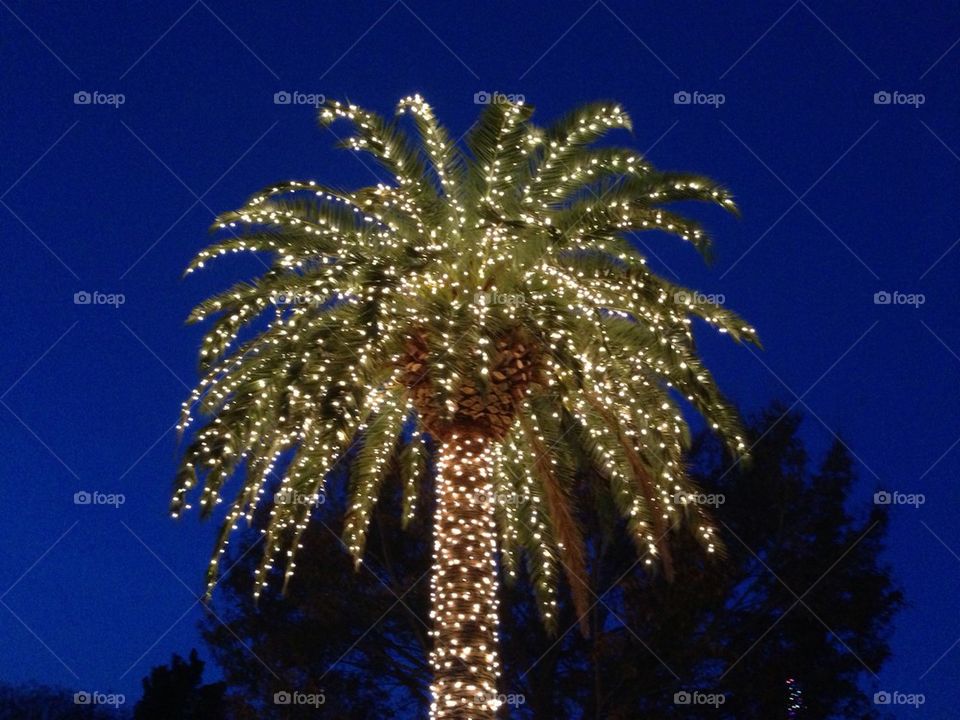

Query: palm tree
[174,95,757,719]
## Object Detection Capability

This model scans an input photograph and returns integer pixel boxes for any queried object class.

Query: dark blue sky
[1,1,958,715]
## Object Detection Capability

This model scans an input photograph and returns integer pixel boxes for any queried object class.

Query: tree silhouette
[0,682,126,719]
[133,650,225,720]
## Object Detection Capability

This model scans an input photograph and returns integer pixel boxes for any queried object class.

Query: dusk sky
[1,1,959,716]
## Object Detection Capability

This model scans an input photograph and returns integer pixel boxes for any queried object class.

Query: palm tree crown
[174,96,757,706]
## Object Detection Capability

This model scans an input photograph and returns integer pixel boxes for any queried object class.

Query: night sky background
[1,1,959,716]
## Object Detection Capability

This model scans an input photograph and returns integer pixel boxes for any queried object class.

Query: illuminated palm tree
[174,95,757,719]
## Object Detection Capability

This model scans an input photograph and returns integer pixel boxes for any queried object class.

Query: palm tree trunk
[429,432,501,719]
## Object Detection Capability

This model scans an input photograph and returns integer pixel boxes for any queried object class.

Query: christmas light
[786,677,803,718]
[428,435,500,717]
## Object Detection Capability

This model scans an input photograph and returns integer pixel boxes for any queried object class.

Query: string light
[786,677,803,718]
[429,434,501,717]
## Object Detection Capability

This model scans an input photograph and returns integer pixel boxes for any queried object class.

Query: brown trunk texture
[429,434,501,719]
[404,329,540,717]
